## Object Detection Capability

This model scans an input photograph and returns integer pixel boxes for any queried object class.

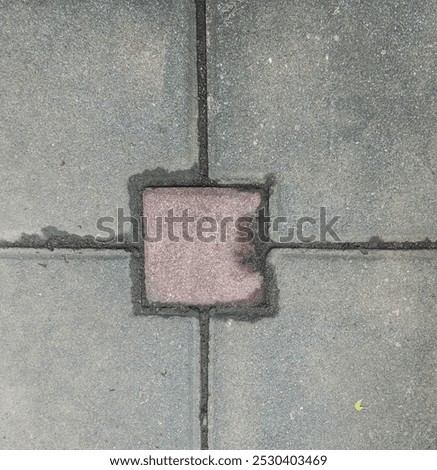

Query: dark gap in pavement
[0,227,132,251]
[268,238,437,252]
[196,0,209,182]
[199,312,210,450]
[196,0,210,449]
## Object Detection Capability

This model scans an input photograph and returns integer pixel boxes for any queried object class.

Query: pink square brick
[143,187,263,305]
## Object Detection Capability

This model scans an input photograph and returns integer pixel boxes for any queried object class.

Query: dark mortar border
[127,166,279,322]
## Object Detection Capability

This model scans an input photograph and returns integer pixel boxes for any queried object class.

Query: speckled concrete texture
[209,250,437,449]
[0,250,200,449]
[143,187,263,305]
[1,0,436,453]
[207,0,437,242]
[0,0,197,241]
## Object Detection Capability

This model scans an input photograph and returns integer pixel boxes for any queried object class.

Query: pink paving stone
[143,187,263,305]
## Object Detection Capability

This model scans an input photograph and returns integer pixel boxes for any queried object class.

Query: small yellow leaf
[354,399,364,411]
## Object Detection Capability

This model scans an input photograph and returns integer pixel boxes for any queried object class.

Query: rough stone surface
[0,0,197,241]
[208,0,437,242]
[143,187,263,305]
[209,250,437,449]
[0,250,200,449]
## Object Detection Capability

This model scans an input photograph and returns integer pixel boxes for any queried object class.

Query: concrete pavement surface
[0,0,436,450]
[0,250,200,449]
[208,0,437,242]
[0,0,197,241]
[209,250,437,449]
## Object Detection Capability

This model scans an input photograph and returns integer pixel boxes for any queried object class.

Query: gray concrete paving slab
[207,0,437,242]
[209,249,437,449]
[0,0,197,241]
[0,249,200,449]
